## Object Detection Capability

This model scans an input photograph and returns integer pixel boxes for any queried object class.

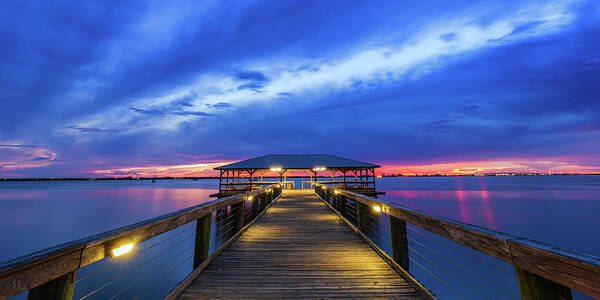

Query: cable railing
[0,184,282,300]
[315,182,600,300]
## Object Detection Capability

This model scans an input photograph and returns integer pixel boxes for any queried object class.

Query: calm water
[0,176,598,299]
[0,180,218,262]
[378,175,600,257]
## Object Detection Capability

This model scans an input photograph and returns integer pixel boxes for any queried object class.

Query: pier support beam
[389,215,409,270]
[232,201,244,232]
[251,196,259,218]
[515,267,572,300]
[193,214,212,269]
[28,271,76,300]
[356,202,369,232]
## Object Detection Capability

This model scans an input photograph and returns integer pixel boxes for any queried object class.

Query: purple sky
[1,0,600,177]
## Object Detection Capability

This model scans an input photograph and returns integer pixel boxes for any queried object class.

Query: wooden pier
[173,190,424,299]
[1,156,600,299]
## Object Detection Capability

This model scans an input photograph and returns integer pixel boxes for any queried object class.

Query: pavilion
[211,154,383,197]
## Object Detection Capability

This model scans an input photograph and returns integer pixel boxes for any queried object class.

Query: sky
[1,0,600,177]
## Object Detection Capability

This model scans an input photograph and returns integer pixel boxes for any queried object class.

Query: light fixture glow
[112,243,134,257]
[334,190,339,194]
[270,167,282,172]
[312,167,326,171]
[247,196,253,201]
[372,206,382,213]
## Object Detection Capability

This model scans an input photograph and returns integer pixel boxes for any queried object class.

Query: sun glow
[92,161,233,177]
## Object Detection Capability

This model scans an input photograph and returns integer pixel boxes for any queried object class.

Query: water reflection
[0,180,218,262]
[379,175,600,257]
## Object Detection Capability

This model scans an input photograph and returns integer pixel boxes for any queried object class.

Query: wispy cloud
[69,126,125,133]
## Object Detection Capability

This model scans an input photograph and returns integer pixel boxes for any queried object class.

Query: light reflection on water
[378,175,600,257]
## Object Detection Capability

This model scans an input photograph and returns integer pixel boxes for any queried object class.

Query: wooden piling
[356,202,369,232]
[231,201,244,233]
[389,215,409,270]
[193,214,212,269]
[27,271,76,300]
[516,267,573,300]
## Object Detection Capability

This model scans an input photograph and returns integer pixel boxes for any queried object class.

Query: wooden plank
[322,184,600,299]
[178,190,425,299]
[510,240,598,298]
[0,184,280,299]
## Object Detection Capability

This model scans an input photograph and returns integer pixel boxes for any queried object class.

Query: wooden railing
[315,183,600,299]
[0,184,282,299]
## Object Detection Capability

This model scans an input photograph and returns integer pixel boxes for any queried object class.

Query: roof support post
[218,170,224,194]
[247,169,256,192]
[371,168,377,190]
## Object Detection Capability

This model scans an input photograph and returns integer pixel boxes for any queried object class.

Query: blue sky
[1,0,600,177]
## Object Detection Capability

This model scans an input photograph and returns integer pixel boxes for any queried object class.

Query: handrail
[0,184,281,299]
[315,182,600,298]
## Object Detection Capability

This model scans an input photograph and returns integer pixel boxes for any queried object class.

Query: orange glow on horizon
[377,158,600,176]
[92,161,234,177]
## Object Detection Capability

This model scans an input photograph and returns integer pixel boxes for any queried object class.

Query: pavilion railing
[0,184,282,299]
[315,183,600,300]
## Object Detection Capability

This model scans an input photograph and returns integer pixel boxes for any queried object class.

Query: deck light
[372,205,382,213]
[312,167,326,171]
[270,167,282,172]
[112,243,134,257]
[334,190,339,194]
[267,189,271,192]
[248,196,253,201]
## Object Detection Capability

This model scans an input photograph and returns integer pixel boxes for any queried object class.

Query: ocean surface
[0,176,598,299]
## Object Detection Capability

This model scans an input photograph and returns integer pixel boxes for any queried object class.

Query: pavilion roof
[214,154,380,170]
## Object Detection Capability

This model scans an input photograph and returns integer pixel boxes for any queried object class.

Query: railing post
[515,267,573,300]
[389,215,409,270]
[356,202,369,232]
[251,195,259,218]
[232,201,244,233]
[28,271,76,300]
[193,214,212,268]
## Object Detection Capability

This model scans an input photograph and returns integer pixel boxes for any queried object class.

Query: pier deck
[177,190,424,299]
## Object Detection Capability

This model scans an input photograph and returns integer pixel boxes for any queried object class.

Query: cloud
[129,106,214,117]
[29,157,51,161]
[205,102,232,109]
[0,144,38,148]
[234,70,269,83]
[69,126,125,133]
